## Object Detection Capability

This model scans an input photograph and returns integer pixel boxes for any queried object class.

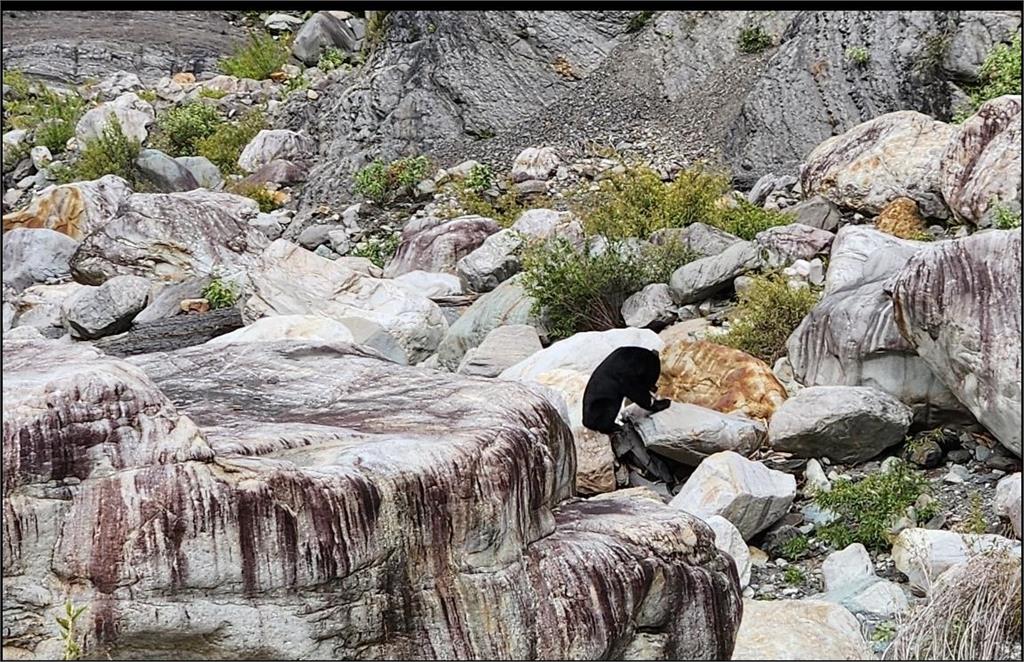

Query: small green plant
[351,230,402,268]
[959,491,988,535]
[198,87,229,100]
[194,109,264,175]
[992,203,1022,229]
[626,11,656,33]
[579,165,730,240]
[846,46,871,66]
[778,534,810,562]
[738,26,774,54]
[955,33,1022,121]
[453,182,548,228]
[871,620,898,644]
[710,197,794,240]
[56,599,87,660]
[202,278,239,309]
[318,47,347,72]
[137,89,158,103]
[464,163,494,194]
[230,183,280,213]
[364,11,391,53]
[353,155,431,204]
[814,459,932,551]
[67,118,143,187]
[219,32,290,80]
[717,273,820,364]
[521,237,695,340]
[283,75,310,94]
[783,566,805,586]
[3,69,86,154]
[151,102,223,157]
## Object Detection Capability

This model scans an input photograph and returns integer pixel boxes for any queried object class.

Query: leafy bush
[229,183,280,213]
[354,155,431,204]
[151,102,222,157]
[198,87,228,100]
[137,89,159,103]
[717,273,819,363]
[956,33,1022,120]
[992,203,1022,229]
[351,230,401,268]
[580,165,730,240]
[219,32,290,80]
[2,70,86,154]
[813,459,932,551]
[67,119,143,187]
[521,237,695,340]
[202,278,238,309]
[464,163,494,193]
[738,26,774,54]
[778,534,810,561]
[710,198,794,240]
[318,47,347,71]
[783,566,805,586]
[194,109,264,175]
[846,46,871,66]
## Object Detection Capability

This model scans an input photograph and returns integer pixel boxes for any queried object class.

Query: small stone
[179,298,210,314]
[943,464,971,484]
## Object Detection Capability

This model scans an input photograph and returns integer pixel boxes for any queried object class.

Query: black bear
[582,346,671,434]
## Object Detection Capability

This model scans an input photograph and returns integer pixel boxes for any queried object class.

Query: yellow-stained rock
[657,339,787,420]
[2,175,132,240]
[875,196,928,240]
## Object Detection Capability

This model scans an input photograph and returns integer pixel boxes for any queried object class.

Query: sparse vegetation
[354,155,432,204]
[219,32,290,80]
[2,69,87,154]
[194,109,265,175]
[814,459,932,551]
[955,32,1022,121]
[783,566,806,586]
[318,47,347,72]
[717,273,819,364]
[364,11,391,53]
[464,163,494,194]
[711,198,794,240]
[738,26,774,54]
[198,87,228,100]
[202,278,239,309]
[283,75,310,95]
[56,599,87,661]
[846,46,871,66]
[230,183,281,213]
[521,237,695,340]
[957,491,988,535]
[626,11,656,33]
[64,118,143,187]
[351,230,402,268]
[992,203,1022,229]
[777,534,810,562]
[137,89,159,103]
[151,102,223,157]
[884,549,1022,660]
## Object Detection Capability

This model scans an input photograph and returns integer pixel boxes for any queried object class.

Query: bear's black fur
[582,346,671,434]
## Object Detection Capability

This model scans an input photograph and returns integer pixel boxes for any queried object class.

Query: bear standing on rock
[582,346,671,434]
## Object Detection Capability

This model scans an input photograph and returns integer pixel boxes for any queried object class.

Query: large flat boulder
[70,190,268,285]
[500,327,662,383]
[384,215,500,278]
[2,338,743,659]
[889,229,1022,456]
[2,228,79,293]
[732,599,873,660]
[243,240,448,364]
[2,175,133,240]
[626,403,766,467]
[940,95,1022,227]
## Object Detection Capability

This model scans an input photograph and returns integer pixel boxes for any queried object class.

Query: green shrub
[67,118,143,187]
[198,87,228,100]
[956,33,1022,121]
[814,459,932,551]
[137,89,158,103]
[151,102,223,157]
[230,183,280,213]
[354,155,431,204]
[778,534,810,562]
[846,46,871,66]
[992,203,1022,229]
[56,599,87,661]
[521,237,695,340]
[626,11,656,33]
[202,278,239,309]
[351,230,401,268]
[3,70,86,154]
[738,26,774,54]
[717,273,819,364]
[958,491,988,535]
[194,109,264,175]
[318,47,347,71]
[219,32,290,80]
[464,163,494,193]
[364,11,391,52]
[710,198,794,240]
[783,566,805,586]
[579,165,730,240]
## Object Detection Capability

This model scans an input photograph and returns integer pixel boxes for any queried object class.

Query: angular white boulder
[995,472,1022,539]
[1,175,133,240]
[2,228,79,293]
[622,283,677,329]
[456,228,523,293]
[626,403,766,467]
[457,324,543,378]
[237,129,314,173]
[75,92,155,144]
[61,275,152,339]
[706,515,752,589]
[511,146,560,182]
[206,315,356,346]
[668,241,762,305]
[393,270,463,298]
[499,327,662,382]
[892,528,1022,592]
[732,599,873,660]
[669,450,796,540]
[822,543,875,593]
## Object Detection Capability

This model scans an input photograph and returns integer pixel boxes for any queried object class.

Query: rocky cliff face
[2,337,742,660]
